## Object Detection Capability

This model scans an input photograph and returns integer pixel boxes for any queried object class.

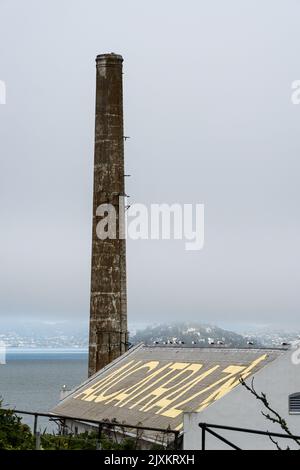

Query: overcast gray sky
[0,0,299,329]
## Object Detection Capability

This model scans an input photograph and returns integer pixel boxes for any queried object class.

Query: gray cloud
[0,0,299,328]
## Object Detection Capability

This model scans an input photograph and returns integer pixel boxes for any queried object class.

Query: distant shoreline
[6,348,88,353]
[3,348,88,361]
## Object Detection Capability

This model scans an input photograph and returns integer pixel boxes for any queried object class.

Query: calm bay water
[0,349,88,431]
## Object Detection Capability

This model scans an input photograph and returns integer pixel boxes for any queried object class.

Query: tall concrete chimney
[88,53,128,377]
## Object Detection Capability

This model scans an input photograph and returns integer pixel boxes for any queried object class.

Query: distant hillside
[131,322,260,348]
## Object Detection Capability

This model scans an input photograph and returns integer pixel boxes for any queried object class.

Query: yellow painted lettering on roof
[196,375,242,412]
[239,354,267,381]
[161,365,244,418]
[151,366,219,415]
[196,354,267,412]
[73,360,137,401]
[105,362,175,406]
[94,361,160,403]
[146,365,219,417]
[134,363,203,412]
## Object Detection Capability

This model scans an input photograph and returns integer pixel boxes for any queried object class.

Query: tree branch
[239,377,300,448]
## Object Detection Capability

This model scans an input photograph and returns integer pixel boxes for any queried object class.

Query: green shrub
[0,400,167,450]
[0,400,34,450]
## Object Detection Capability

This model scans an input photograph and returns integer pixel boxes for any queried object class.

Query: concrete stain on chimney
[88,53,128,377]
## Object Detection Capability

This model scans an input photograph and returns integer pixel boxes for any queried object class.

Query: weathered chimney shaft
[88,53,128,377]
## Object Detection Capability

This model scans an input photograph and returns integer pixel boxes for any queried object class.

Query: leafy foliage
[0,399,34,450]
[0,400,165,450]
[39,432,142,450]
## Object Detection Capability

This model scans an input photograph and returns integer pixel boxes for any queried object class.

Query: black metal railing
[10,409,180,450]
[199,422,300,450]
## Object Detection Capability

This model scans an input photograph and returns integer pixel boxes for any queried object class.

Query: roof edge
[53,343,145,407]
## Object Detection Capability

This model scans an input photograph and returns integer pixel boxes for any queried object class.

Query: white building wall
[183,348,300,450]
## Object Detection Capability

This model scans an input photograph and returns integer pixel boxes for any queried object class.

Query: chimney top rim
[96,53,123,63]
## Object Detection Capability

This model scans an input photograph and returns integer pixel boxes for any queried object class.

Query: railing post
[35,431,41,450]
[201,423,206,450]
[174,431,179,450]
[97,424,102,450]
[62,418,66,435]
[33,414,38,436]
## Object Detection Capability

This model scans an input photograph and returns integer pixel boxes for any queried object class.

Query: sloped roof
[52,344,284,432]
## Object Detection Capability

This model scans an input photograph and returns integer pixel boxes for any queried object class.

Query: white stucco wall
[183,347,300,450]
